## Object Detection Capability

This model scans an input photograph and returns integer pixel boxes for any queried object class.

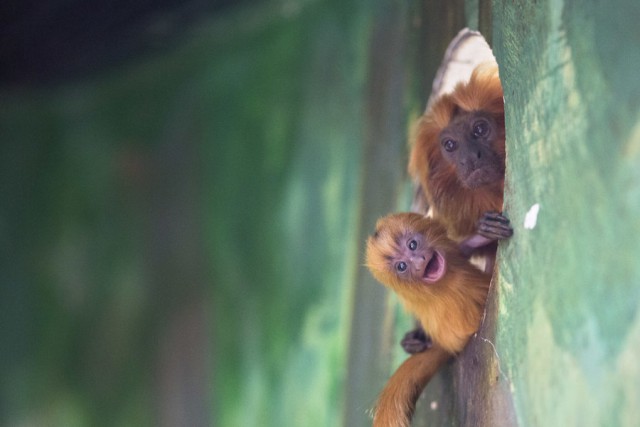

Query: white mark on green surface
[523,203,540,229]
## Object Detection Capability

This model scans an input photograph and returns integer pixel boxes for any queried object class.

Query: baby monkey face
[391,232,446,285]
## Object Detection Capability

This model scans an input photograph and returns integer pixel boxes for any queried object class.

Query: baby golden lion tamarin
[366,212,490,427]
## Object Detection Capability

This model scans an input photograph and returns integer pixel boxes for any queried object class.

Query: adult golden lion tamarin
[409,64,512,258]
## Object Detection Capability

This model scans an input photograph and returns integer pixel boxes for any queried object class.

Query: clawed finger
[479,222,514,239]
[481,211,510,224]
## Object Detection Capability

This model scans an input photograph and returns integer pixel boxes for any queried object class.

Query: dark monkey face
[439,111,505,189]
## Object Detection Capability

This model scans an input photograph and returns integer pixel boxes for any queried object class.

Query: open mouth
[422,250,446,283]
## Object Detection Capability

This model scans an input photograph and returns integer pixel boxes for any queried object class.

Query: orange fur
[366,213,490,427]
[408,64,505,241]
[372,345,451,427]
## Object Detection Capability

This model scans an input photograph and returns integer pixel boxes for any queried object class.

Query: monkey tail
[373,345,451,427]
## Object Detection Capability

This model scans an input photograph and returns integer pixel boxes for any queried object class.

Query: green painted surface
[493,0,640,425]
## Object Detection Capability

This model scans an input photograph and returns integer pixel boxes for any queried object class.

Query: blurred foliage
[203,1,374,425]
[0,0,379,425]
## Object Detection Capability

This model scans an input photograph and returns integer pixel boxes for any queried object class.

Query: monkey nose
[411,256,427,271]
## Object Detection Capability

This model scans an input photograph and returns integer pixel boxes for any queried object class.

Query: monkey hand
[459,211,513,257]
[477,211,513,240]
[400,326,432,354]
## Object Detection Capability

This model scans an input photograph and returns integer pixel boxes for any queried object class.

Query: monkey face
[366,214,450,288]
[390,232,446,284]
[439,111,505,189]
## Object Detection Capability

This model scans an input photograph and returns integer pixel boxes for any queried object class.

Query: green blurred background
[4,0,640,426]
[1,0,420,425]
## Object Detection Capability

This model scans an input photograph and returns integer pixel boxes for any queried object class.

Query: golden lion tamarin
[366,213,490,427]
[408,64,512,257]
[400,64,512,355]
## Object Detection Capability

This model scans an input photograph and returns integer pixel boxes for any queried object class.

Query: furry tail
[373,345,451,427]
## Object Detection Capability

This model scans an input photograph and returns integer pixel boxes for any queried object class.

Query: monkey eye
[472,120,489,137]
[442,139,457,152]
[408,239,417,250]
[396,261,408,273]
